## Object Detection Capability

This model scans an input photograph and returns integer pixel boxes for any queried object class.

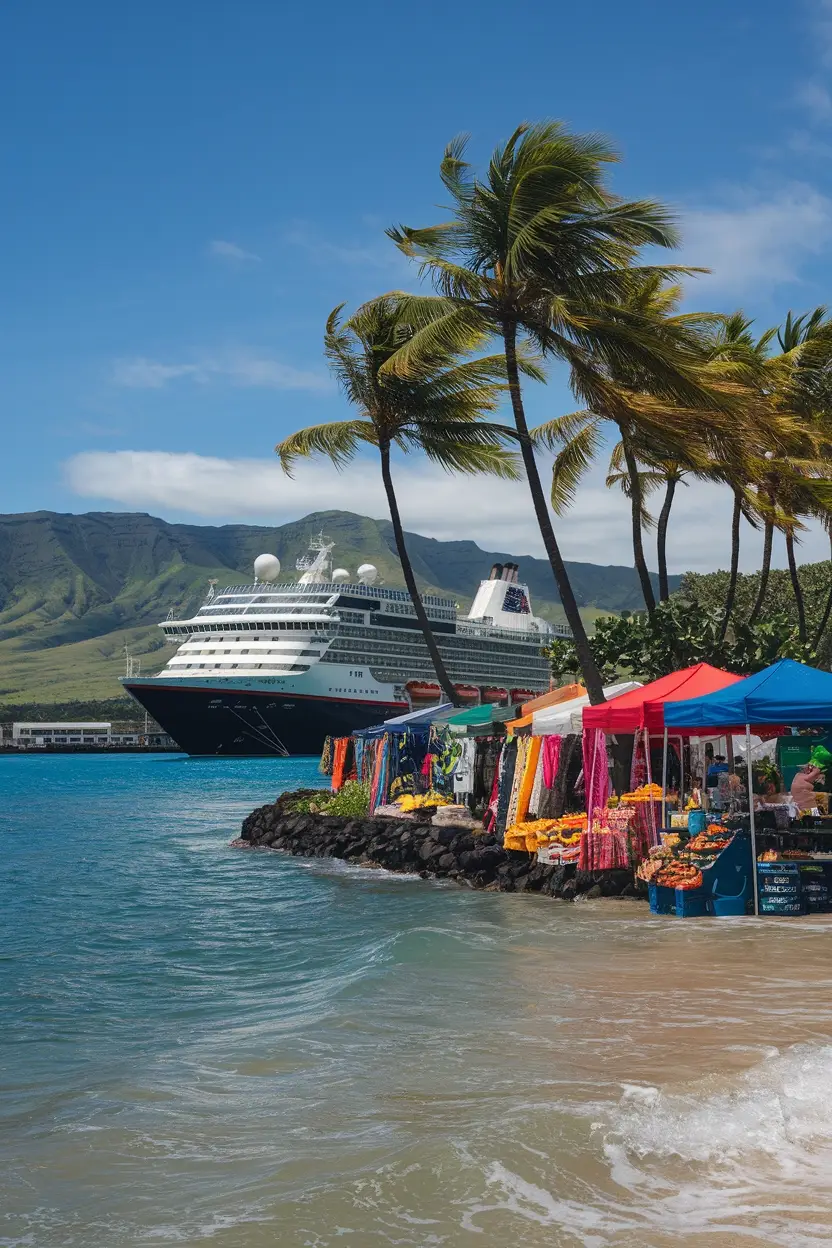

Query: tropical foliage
[276,118,832,695]
[545,596,814,685]
[275,296,519,705]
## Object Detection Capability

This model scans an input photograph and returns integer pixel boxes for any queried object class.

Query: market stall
[664,658,832,916]
[581,664,743,838]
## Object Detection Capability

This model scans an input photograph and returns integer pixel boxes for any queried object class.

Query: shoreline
[236,798,641,901]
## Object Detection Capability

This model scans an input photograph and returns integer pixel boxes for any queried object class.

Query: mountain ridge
[0,509,678,706]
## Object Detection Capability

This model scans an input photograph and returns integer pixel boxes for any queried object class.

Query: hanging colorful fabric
[515,736,542,825]
[319,736,334,776]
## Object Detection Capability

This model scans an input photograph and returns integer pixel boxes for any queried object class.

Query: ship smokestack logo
[503,583,529,614]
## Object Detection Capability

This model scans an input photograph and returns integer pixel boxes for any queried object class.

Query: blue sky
[3,0,832,571]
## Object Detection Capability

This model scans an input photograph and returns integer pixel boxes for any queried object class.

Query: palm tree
[275,297,519,707]
[384,122,716,702]
[534,279,746,616]
[746,307,832,632]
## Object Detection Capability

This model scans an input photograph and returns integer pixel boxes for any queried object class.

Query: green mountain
[0,509,678,711]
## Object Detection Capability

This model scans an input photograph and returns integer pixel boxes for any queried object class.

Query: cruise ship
[122,535,569,756]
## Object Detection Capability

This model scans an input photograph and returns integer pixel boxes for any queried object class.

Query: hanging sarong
[332,738,349,792]
[506,736,529,830]
[583,728,609,821]
[319,736,334,776]
[529,740,546,817]
[495,738,518,834]
[369,735,391,813]
[515,736,542,825]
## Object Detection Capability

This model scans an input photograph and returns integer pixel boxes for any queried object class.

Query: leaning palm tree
[275,297,520,707]
[533,279,749,616]
[384,122,719,702]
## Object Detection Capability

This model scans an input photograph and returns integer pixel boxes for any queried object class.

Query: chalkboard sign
[757,862,806,915]
[799,862,832,913]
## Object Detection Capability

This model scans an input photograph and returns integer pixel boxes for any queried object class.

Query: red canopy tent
[582,663,742,735]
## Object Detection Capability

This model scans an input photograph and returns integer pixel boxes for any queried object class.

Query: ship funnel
[489,563,503,581]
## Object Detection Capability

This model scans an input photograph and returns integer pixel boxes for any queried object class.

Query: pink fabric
[582,728,609,821]
[542,735,562,788]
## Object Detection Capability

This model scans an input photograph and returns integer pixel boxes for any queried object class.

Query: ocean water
[4,756,832,1246]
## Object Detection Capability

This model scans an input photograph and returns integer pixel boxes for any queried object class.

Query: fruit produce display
[620,783,663,805]
[504,813,587,853]
[637,820,734,887]
[655,862,703,890]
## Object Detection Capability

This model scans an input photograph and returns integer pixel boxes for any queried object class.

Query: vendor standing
[706,754,729,786]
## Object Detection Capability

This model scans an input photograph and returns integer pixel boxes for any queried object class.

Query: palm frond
[275,420,377,474]
[549,417,603,514]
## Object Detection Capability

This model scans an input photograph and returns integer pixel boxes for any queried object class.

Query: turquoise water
[5,754,832,1247]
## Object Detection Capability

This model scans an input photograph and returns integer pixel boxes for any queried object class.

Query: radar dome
[331,568,350,583]
[253,553,281,582]
[357,563,378,585]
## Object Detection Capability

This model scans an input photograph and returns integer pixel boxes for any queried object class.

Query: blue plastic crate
[687,811,707,836]
[648,882,676,915]
[675,887,709,917]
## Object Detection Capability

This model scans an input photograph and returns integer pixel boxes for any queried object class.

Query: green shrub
[324,781,370,818]
[286,781,370,818]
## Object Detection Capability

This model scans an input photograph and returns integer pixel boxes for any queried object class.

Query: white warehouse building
[12,722,113,745]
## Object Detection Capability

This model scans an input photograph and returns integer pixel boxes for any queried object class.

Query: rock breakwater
[237,796,639,901]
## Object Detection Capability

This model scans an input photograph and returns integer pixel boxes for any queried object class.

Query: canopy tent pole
[677,736,685,811]
[661,728,668,830]
[746,722,759,916]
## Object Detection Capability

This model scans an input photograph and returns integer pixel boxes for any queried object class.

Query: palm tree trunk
[748,520,773,626]
[379,441,459,706]
[718,490,743,643]
[656,477,677,602]
[502,321,606,704]
[621,439,656,614]
[786,532,807,643]
[812,530,832,650]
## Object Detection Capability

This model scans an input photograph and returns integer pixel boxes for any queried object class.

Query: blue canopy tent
[352,702,454,739]
[664,659,832,914]
[664,659,832,731]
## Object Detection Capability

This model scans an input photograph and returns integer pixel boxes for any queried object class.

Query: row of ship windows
[380,602,456,621]
[333,630,543,658]
[174,653,324,663]
[175,663,311,672]
[165,623,329,635]
[212,585,455,609]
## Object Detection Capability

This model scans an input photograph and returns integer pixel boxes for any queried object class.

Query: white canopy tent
[531,681,643,735]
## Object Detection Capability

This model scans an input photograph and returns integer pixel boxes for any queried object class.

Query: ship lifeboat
[511,688,538,705]
[481,686,509,706]
[406,680,443,705]
[453,684,481,706]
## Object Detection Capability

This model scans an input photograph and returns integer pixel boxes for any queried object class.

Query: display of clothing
[506,735,530,830]
[529,744,546,817]
[495,738,518,834]
[319,736,334,776]
[514,735,542,825]
[453,738,477,796]
[473,737,502,808]
[583,727,609,820]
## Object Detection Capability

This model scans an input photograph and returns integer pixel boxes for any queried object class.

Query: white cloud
[209,239,261,262]
[811,0,832,66]
[283,224,409,276]
[796,80,832,123]
[62,449,831,575]
[112,351,331,393]
[680,184,832,297]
